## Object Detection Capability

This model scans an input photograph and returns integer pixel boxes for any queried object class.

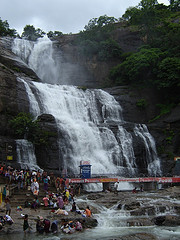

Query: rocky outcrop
[35,114,60,172]
[153,215,180,226]
[0,37,40,166]
[53,26,143,88]
[104,86,180,176]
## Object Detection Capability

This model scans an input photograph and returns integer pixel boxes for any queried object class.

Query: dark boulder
[153,215,180,226]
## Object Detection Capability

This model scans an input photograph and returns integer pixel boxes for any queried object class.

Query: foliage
[12,67,21,72]
[21,25,45,41]
[165,129,175,144]
[156,57,180,88]
[98,39,122,60]
[169,0,180,11]
[0,18,17,37]
[47,30,63,38]
[109,47,162,85]
[9,112,53,145]
[75,15,121,61]
[108,0,180,106]
[149,103,174,122]
[84,15,118,31]
[136,98,148,108]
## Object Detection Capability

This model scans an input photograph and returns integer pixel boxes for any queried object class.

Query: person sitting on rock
[4,214,14,225]
[36,216,44,234]
[75,221,83,231]
[44,219,51,233]
[71,201,77,212]
[51,220,58,233]
[84,206,92,217]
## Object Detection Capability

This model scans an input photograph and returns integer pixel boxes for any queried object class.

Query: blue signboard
[79,165,91,178]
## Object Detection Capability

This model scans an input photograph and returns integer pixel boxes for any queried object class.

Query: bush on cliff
[9,112,53,145]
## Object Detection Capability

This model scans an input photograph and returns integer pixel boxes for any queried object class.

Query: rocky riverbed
[0,186,180,239]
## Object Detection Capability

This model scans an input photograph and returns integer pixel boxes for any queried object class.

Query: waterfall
[16,139,40,170]
[13,37,59,84]
[134,124,162,176]
[17,77,41,117]
[12,37,162,177]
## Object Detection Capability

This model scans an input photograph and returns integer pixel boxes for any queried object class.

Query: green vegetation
[77,86,87,91]
[136,98,148,108]
[1,0,180,119]
[165,129,175,144]
[108,0,180,107]
[12,67,21,72]
[9,112,55,145]
[74,0,179,110]
[0,17,17,37]
[47,30,63,38]
[75,15,122,61]
[21,25,46,41]
[149,103,175,122]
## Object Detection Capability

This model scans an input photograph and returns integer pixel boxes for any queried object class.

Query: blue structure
[79,161,92,179]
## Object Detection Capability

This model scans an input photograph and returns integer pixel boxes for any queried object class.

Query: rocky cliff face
[53,27,143,88]
[0,37,60,168]
[104,86,180,176]
[0,32,179,175]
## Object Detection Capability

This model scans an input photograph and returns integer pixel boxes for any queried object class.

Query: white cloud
[0,0,170,35]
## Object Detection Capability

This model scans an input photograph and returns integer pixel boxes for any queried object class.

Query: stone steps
[9,183,57,208]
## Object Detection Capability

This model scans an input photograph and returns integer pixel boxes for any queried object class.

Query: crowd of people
[0,163,92,235]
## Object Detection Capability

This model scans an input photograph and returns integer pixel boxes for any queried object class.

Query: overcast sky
[0,0,169,35]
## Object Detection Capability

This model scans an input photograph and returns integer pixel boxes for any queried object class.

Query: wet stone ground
[0,186,179,239]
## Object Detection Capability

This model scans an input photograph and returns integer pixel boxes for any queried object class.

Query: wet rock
[113,232,157,240]
[130,207,147,216]
[127,218,152,226]
[153,215,180,226]
[76,202,101,214]
[124,201,141,210]
[153,215,166,225]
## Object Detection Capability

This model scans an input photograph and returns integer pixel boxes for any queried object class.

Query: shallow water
[1,188,180,240]
[0,226,180,240]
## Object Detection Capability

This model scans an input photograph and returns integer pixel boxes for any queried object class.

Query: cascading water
[16,139,40,170]
[12,37,162,177]
[134,124,162,176]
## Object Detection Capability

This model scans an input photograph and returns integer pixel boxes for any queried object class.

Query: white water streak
[134,124,161,176]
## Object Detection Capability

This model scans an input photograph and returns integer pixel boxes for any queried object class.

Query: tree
[21,25,45,41]
[47,30,63,39]
[169,0,180,11]
[157,57,180,88]
[98,39,122,60]
[109,47,162,85]
[0,18,17,37]
[84,15,118,31]
[122,7,141,22]
[139,0,158,9]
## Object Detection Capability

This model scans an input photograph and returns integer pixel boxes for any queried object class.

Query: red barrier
[67,177,180,184]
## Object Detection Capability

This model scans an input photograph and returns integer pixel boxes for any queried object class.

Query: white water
[16,139,40,170]
[73,194,180,240]
[134,124,162,176]
[12,37,162,177]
